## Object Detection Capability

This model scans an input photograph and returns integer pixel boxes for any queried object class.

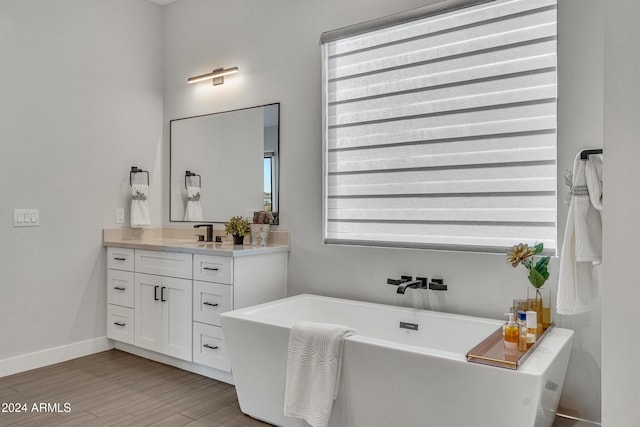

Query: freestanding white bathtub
[221,294,573,427]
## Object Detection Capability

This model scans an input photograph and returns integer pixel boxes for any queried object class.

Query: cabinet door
[134,273,163,353]
[161,276,193,361]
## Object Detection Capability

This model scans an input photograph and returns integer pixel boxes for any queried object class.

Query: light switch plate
[14,209,39,227]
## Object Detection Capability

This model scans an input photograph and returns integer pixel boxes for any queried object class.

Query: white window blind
[322,0,557,254]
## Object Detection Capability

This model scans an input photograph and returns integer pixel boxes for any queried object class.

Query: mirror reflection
[170,103,280,223]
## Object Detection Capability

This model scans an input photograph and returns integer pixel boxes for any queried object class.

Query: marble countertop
[103,227,289,257]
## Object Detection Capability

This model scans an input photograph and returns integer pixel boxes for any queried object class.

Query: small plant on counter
[225,216,251,237]
[506,242,550,288]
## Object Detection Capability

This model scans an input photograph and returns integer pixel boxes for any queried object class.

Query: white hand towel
[284,321,357,427]
[557,152,603,315]
[130,184,151,227]
[184,186,203,221]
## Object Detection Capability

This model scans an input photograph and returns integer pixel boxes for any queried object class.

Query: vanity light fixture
[187,67,238,86]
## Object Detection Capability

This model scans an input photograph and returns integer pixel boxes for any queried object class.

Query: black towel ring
[185,171,202,189]
[130,166,149,187]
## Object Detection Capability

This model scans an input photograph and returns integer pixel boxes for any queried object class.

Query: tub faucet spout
[397,277,427,294]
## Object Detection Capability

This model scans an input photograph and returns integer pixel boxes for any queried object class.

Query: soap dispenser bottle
[517,311,528,352]
[526,310,538,349]
[503,313,519,351]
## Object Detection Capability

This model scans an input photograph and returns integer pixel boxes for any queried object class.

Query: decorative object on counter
[506,242,551,332]
[250,211,273,246]
[225,216,250,245]
[184,171,203,221]
[130,166,150,227]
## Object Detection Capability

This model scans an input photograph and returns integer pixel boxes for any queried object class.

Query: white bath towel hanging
[184,186,203,221]
[557,151,603,315]
[130,184,151,227]
[284,321,357,427]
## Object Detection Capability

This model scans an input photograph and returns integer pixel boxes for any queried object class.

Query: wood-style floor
[0,350,272,427]
[0,350,595,427]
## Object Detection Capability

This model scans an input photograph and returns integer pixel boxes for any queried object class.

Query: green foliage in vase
[506,242,550,288]
[224,216,251,237]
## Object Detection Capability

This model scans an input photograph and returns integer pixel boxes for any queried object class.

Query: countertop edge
[103,240,290,257]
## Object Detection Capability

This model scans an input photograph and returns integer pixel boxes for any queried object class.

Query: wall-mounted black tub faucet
[388,276,428,294]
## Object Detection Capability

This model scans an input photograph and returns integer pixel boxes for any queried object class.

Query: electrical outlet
[116,208,125,224]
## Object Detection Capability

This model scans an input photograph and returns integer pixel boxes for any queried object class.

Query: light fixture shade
[187,67,238,85]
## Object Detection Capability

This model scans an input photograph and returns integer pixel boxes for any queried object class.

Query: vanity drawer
[107,269,134,308]
[107,305,134,345]
[193,255,233,284]
[193,322,230,372]
[193,281,233,326]
[107,247,135,271]
[135,250,193,279]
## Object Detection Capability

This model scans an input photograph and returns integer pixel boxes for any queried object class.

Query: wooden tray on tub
[466,322,555,370]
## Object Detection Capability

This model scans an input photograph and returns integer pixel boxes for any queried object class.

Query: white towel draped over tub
[130,184,151,227]
[284,321,357,427]
[184,186,203,221]
[557,151,603,315]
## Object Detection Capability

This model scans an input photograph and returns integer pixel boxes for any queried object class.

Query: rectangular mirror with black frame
[170,103,280,224]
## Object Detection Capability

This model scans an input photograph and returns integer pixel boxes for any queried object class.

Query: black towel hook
[580,149,603,160]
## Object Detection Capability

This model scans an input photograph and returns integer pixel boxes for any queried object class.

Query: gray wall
[603,0,640,424]
[163,0,603,422]
[0,0,163,361]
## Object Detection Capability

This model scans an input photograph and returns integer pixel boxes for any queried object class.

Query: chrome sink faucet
[193,224,213,242]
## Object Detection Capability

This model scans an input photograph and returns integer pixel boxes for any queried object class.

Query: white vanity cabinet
[133,250,193,361]
[104,237,288,384]
[135,273,192,361]
[191,253,289,372]
[106,248,135,345]
[192,255,234,371]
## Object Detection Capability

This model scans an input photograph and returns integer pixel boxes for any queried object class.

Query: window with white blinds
[322,0,557,254]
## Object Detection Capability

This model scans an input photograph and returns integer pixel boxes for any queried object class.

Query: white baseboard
[0,337,114,378]
[114,342,234,385]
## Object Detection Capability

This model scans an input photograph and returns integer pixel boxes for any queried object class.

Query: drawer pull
[113,321,126,327]
[113,257,127,261]
[161,286,166,302]
[113,286,126,291]
[203,267,219,271]
[203,302,219,307]
[203,344,219,350]
[154,285,159,301]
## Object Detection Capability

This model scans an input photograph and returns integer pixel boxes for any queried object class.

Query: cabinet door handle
[113,257,126,261]
[203,344,219,350]
[203,302,219,307]
[161,286,166,302]
[113,286,126,291]
[203,267,219,271]
[154,285,159,301]
[113,322,126,327]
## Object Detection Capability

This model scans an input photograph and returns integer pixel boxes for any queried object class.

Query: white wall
[163,0,603,422]
[602,0,640,425]
[0,0,163,365]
